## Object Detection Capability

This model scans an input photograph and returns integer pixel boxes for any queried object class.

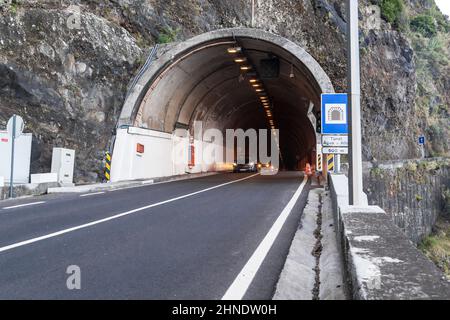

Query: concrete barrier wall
[363,158,450,244]
[329,174,450,300]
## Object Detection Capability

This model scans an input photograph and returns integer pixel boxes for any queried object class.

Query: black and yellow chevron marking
[105,152,111,181]
[317,153,323,171]
[327,154,334,172]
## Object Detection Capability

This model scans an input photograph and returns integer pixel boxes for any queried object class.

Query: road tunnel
[110,28,334,182]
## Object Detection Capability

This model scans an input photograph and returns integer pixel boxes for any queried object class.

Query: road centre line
[0,174,259,254]
[2,202,46,210]
[80,192,106,197]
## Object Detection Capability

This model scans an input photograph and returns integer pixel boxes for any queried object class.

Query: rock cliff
[0,0,448,182]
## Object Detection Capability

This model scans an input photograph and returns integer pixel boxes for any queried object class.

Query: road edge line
[222,174,309,300]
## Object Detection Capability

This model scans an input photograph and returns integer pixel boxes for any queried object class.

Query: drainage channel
[311,192,323,300]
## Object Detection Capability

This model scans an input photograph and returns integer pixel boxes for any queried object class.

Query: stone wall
[329,173,450,300]
[364,158,450,244]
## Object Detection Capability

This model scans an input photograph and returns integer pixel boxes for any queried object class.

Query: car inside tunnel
[111,28,334,182]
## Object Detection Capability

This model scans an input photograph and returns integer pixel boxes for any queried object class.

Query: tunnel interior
[119,30,333,172]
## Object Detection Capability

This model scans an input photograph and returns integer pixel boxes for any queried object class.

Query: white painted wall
[110,127,233,182]
[0,131,32,184]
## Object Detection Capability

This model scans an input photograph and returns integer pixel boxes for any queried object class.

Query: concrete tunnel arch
[110,28,335,182]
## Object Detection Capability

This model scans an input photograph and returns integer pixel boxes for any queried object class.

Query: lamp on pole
[347,0,365,206]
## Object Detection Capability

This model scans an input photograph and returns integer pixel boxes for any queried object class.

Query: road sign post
[321,93,349,174]
[347,0,364,206]
[6,115,24,199]
[9,115,16,198]
[419,135,425,158]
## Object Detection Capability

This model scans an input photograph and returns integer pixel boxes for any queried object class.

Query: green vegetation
[9,1,19,15]
[405,3,450,158]
[410,14,437,37]
[370,167,384,177]
[380,0,405,26]
[419,218,450,279]
[157,27,180,44]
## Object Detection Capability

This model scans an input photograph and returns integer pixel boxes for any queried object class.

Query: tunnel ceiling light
[234,57,247,63]
[255,88,264,92]
[240,65,252,71]
[227,47,242,54]
[252,83,261,88]
[249,79,258,83]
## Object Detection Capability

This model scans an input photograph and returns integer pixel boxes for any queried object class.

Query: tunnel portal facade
[110,28,334,182]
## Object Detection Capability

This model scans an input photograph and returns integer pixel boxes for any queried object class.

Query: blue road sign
[321,93,348,134]
[419,136,425,145]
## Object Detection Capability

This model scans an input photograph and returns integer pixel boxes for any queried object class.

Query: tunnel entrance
[110,28,334,182]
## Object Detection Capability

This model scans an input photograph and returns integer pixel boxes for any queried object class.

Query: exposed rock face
[0,0,448,182]
[0,2,142,182]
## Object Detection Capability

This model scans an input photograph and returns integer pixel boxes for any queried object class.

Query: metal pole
[335,154,341,173]
[9,115,16,198]
[251,0,255,27]
[347,0,364,205]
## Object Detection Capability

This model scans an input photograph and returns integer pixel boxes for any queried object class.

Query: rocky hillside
[0,0,448,182]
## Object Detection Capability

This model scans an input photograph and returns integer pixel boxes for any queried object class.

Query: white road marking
[2,202,46,210]
[80,192,105,197]
[0,174,259,254]
[222,174,308,300]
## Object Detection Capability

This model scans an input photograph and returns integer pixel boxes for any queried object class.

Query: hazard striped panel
[316,153,323,172]
[105,152,112,182]
[327,154,334,172]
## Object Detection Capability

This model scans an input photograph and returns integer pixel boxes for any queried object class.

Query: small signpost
[321,93,349,173]
[6,115,24,198]
[419,135,425,158]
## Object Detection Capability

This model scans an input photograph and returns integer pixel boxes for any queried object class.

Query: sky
[435,0,450,17]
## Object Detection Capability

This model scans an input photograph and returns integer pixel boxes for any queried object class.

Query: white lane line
[222,174,308,300]
[2,202,46,210]
[80,192,106,197]
[0,174,259,254]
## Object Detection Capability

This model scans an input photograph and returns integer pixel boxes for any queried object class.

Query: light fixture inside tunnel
[227,46,242,54]
[234,57,247,63]
[227,43,280,135]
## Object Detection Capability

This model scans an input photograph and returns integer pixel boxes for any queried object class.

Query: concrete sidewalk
[47,172,220,194]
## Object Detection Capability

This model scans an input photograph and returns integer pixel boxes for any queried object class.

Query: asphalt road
[0,172,310,299]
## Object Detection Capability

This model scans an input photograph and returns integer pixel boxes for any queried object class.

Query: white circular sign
[7,115,24,138]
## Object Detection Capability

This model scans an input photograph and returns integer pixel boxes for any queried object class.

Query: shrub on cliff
[410,14,438,37]
[380,0,405,26]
